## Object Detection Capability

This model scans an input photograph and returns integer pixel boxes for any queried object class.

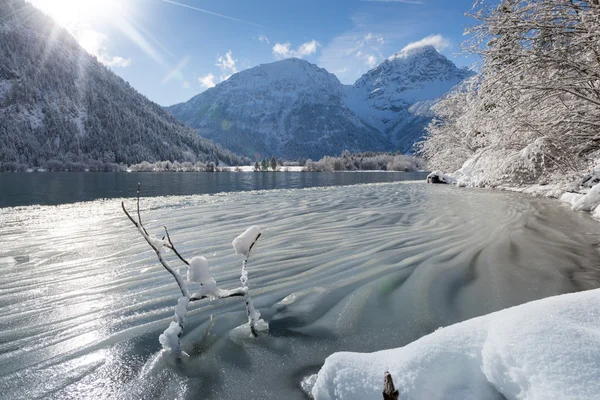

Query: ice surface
[311,288,600,400]
[2,183,600,400]
[232,226,261,257]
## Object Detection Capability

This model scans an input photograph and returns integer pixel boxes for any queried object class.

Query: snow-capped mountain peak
[168,46,475,159]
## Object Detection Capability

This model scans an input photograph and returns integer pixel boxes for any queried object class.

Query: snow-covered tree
[420,0,600,186]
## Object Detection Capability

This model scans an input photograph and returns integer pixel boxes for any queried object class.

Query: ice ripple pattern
[1,182,600,399]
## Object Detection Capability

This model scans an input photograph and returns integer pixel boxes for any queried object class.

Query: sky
[27,0,480,107]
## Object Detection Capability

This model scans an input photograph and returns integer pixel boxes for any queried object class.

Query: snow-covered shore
[308,165,600,400]
[426,159,600,223]
[308,288,600,399]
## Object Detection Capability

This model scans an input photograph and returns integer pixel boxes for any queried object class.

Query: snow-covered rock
[232,226,262,257]
[310,288,600,400]
[426,170,449,184]
[571,183,600,212]
[168,46,475,159]
[559,192,585,208]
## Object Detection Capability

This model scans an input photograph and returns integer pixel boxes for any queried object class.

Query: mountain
[168,58,391,160]
[0,0,249,170]
[168,46,475,160]
[348,46,475,153]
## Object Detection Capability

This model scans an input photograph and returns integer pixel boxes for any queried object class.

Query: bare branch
[164,226,190,266]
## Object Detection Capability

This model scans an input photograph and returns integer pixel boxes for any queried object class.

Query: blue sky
[28,0,479,106]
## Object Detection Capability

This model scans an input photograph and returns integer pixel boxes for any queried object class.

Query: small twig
[122,185,265,352]
[164,226,190,266]
[136,183,149,237]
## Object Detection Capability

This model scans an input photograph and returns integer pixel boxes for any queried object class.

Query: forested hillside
[0,0,248,171]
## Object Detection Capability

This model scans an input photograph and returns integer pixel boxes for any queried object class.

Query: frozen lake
[1,181,600,399]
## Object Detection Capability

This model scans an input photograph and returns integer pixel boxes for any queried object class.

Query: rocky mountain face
[0,0,248,170]
[169,46,475,160]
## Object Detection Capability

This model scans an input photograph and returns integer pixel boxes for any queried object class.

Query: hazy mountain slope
[0,0,248,169]
[168,46,475,159]
[169,58,390,160]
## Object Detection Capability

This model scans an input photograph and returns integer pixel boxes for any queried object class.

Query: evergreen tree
[270,156,277,171]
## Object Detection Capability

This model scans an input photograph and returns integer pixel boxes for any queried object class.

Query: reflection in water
[0,171,428,207]
[0,182,599,399]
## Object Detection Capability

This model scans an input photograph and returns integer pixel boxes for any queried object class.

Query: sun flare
[28,0,128,28]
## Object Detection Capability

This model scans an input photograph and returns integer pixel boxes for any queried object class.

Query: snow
[571,183,600,212]
[174,296,189,320]
[559,192,585,208]
[187,256,219,297]
[310,288,600,400]
[158,321,182,352]
[229,319,270,342]
[220,165,305,172]
[232,226,261,257]
[159,297,189,353]
[186,256,210,283]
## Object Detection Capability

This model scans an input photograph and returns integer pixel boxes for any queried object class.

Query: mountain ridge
[0,0,249,170]
[168,46,475,160]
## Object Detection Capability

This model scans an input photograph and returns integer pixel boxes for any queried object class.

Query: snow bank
[310,288,600,400]
[571,184,600,212]
[559,192,585,208]
[232,226,261,257]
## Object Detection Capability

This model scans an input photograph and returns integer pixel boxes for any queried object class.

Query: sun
[27,0,128,28]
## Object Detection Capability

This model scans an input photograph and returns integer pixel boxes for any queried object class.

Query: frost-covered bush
[305,151,423,172]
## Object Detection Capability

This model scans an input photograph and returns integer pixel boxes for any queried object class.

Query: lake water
[1,178,600,399]
[0,171,427,207]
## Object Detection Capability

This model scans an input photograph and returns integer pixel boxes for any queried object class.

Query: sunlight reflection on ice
[1,182,600,399]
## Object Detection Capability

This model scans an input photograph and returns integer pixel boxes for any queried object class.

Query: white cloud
[199,73,216,89]
[319,32,385,83]
[366,54,377,68]
[77,28,132,67]
[401,34,450,53]
[272,40,320,59]
[216,50,238,75]
[258,34,270,44]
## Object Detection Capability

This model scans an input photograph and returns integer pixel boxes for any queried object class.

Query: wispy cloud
[216,50,237,81]
[199,73,216,89]
[258,34,270,44]
[319,32,386,83]
[272,40,320,59]
[198,50,239,90]
[161,0,266,29]
[401,34,450,53]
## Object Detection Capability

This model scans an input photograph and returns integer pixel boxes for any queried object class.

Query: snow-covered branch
[122,184,266,355]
